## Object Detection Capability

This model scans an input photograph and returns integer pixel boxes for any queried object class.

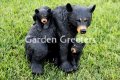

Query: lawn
[0,0,120,80]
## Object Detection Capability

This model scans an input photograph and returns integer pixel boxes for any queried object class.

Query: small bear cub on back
[25,6,57,75]
[33,6,52,29]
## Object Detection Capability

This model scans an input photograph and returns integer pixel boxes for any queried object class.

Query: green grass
[0,0,120,80]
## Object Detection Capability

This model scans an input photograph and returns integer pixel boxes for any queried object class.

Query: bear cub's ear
[88,5,96,13]
[47,9,51,13]
[35,9,39,14]
[33,9,39,21]
[66,3,73,12]
[47,9,52,15]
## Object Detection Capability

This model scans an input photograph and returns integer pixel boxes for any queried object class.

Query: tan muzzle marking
[77,26,87,33]
[71,48,77,54]
[41,18,48,24]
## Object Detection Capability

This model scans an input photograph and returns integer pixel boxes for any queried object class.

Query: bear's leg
[75,43,85,63]
[25,43,33,62]
[71,55,78,71]
[30,43,48,75]
[71,52,82,71]
[59,43,73,72]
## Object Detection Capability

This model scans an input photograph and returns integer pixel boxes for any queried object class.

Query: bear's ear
[66,3,73,12]
[33,9,39,21]
[47,9,51,13]
[88,5,96,13]
[35,9,39,14]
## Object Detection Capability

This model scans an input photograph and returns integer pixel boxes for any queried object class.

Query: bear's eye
[76,20,81,22]
[83,18,88,22]
[40,14,47,18]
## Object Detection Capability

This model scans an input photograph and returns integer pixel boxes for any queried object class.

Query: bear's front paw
[72,65,78,71]
[60,61,73,73]
[31,63,43,75]
[71,60,78,71]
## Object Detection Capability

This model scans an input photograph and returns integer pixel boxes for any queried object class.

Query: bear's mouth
[41,18,48,24]
[77,26,87,34]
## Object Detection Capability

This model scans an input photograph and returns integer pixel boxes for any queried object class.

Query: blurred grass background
[0,0,120,80]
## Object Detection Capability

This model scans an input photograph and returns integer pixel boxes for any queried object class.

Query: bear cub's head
[71,43,85,54]
[33,6,52,29]
[66,3,96,34]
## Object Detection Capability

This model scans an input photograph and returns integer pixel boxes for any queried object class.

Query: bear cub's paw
[31,63,43,75]
[60,61,73,73]
[72,65,78,71]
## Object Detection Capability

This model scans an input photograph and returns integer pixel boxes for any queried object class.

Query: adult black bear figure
[53,3,96,72]
[25,6,57,75]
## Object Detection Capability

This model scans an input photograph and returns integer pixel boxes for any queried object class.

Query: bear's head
[71,43,85,54]
[33,6,52,25]
[66,3,96,34]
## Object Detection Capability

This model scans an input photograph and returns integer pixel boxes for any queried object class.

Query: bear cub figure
[70,43,85,70]
[25,6,57,75]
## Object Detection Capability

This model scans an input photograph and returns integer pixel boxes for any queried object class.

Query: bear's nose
[41,18,47,24]
[43,20,46,23]
[80,29,86,34]
[77,26,87,34]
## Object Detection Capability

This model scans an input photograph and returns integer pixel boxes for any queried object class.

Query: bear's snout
[41,18,48,24]
[71,48,77,54]
[77,26,87,34]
